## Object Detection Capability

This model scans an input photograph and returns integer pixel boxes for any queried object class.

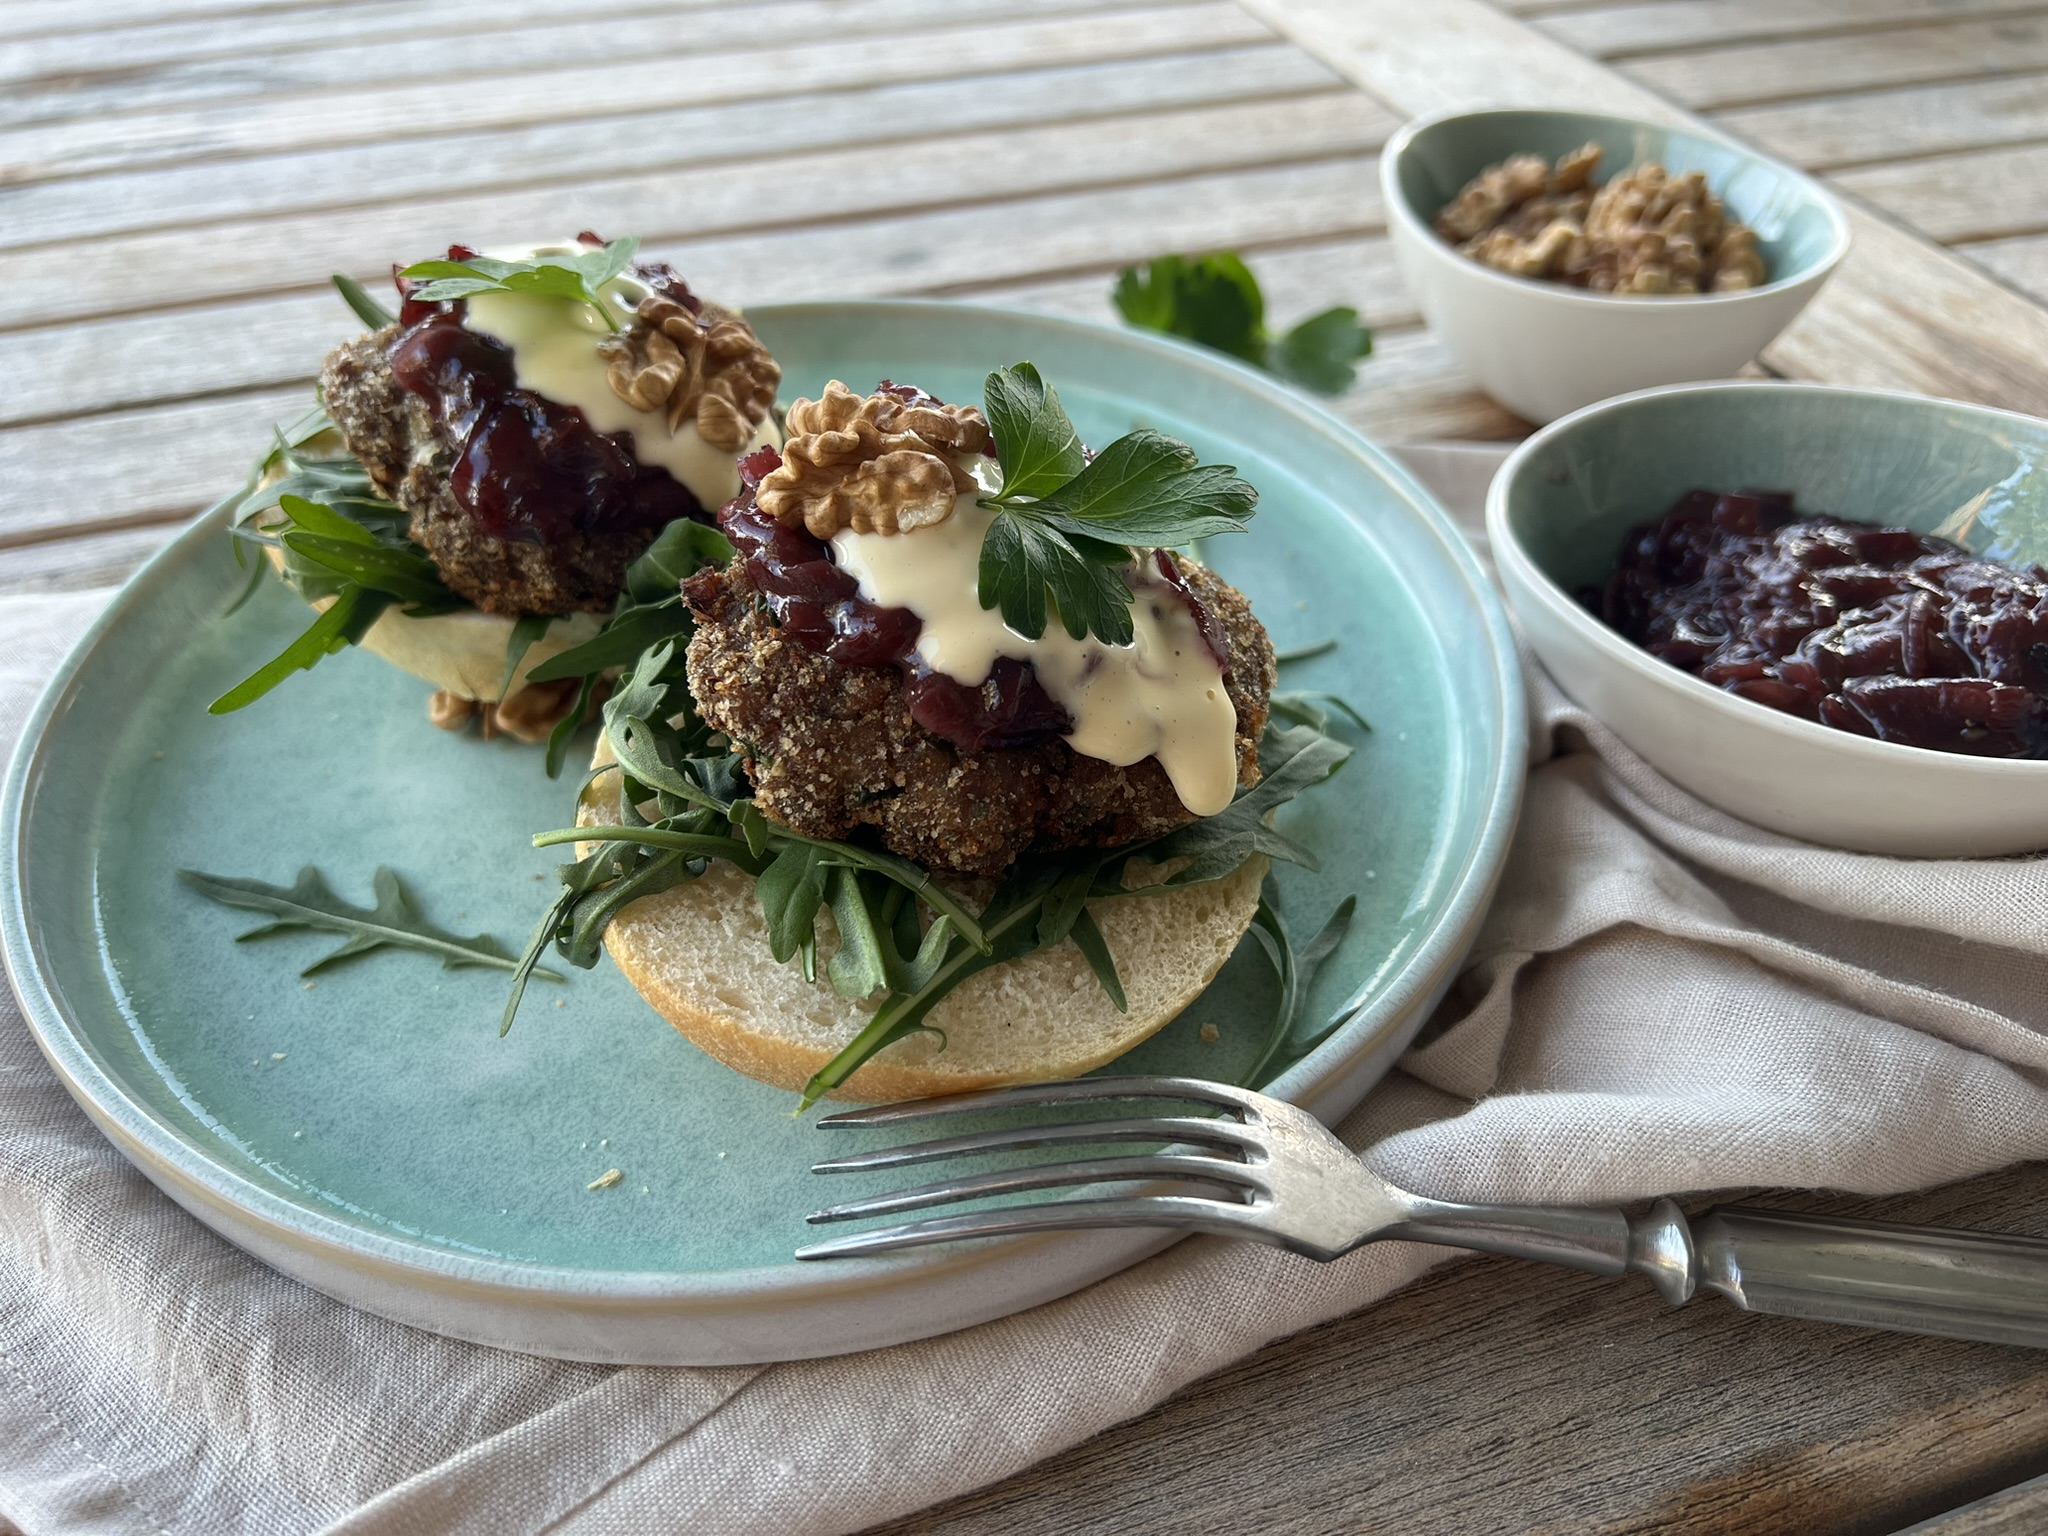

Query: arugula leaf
[1268,689,1372,734]
[1241,893,1357,1087]
[401,238,640,334]
[825,868,892,1001]
[1113,252,1373,396]
[332,273,395,329]
[501,614,553,700]
[624,519,735,605]
[1067,908,1126,1012]
[1144,724,1353,885]
[982,362,1085,500]
[757,842,831,966]
[208,583,390,714]
[181,865,557,979]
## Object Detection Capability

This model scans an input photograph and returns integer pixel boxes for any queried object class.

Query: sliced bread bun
[576,744,1266,1101]
[264,543,604,702]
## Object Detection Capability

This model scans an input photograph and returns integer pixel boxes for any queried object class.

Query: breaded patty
[321,328,656,617]
[684,556,1276,874]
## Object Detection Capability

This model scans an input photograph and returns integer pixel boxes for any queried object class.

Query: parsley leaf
[1031,429,1255,545]
[981,362,1084,499]
[975,512,1135,645]
[400,237,641,334]
[1113,252,1373,396]
[975,364,1256,644]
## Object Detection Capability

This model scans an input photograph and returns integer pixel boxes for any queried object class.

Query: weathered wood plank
[0,156,1385,531]
[0,225,1417,431]
[1539,0,2048,59]
[867,1168,2048,1536]
[0,524,179,595]
[1957,233,2048,308]
[0,44,1341,252]
[0,0,1150,127]
[0,92,1389,334]
[0,386,304,544]
[0,3,1272,186]
[982,234,1418,332]
[1626,16,2048,112]
[1902,1473,2048,1534]
[1240,0,2048,413]
[1718,74,2048,170]
[1832,143,2048,245]
[0,0,734,43]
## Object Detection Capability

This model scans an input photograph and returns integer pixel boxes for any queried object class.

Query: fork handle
[1688,1205,2048,1347]
[1387,1199,2048,1348]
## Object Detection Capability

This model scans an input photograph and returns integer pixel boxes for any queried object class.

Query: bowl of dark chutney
[1487,379,2048,857]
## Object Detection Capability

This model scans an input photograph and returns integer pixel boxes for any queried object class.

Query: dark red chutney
[385,239,706,546]
[1593,489,2048,757]
[705,405,1231,757]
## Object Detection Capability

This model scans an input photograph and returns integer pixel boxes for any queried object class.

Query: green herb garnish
[1241,893,1358,1087]
[1114,252,1373,395]
[399,238,640,334]
[208,423,465,714]
[504,612,1357,1106]
[975,363,1256,645]
[181,865,556,979]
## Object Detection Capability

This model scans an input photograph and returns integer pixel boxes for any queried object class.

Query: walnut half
[599,296,780,452]
[756,380,993,539]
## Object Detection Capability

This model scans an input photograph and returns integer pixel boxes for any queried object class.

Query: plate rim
[1,299,1524,1332]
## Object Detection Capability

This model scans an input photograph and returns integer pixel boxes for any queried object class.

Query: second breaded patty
[684,555,1276,874]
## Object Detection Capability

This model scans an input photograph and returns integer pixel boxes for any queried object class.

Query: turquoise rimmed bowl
[1490,379,2048,856]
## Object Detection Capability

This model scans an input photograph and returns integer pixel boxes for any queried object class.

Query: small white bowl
[1383,108,1852,424]
[1487,380,2048,858]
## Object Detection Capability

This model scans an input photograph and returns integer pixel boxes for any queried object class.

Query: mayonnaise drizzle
[459,243,778,509]
[829,471,1240,816]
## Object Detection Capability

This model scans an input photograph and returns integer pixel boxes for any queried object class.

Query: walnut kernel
[1435,144,1766,296]
[599,296,780,452]
[757,380,993,538]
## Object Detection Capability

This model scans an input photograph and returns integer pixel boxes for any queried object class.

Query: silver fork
[796,1075,2048,1348]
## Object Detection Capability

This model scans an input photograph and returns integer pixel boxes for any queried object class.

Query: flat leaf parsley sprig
[1114,252,1373,395]
[975,363,1257,646]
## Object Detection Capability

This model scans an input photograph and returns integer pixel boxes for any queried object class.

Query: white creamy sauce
[460,243,777,509]
[829,476,1241,817]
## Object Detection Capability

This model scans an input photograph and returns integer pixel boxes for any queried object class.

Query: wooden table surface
[7,1,2048,1531]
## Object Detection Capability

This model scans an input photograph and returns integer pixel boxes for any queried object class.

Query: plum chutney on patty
[683,381,1276,876]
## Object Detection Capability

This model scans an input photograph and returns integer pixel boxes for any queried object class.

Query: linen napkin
[4,452,2048,1535]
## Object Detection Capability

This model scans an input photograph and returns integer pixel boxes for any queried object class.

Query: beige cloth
[4,456,2048,1532]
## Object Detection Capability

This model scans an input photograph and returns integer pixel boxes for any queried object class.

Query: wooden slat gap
[0,505,195,555]
[0,0,743,46]
[1803,122,2048,177]
[0,149,1385,340]
[10,0,1225,137]
[0,74,1354,261]
[0,374,319,436]
[0,0,1203,129]
[0,18,1278,191]
[1678,62,2048,116]
[941,225,1401,299]
[1586,4,2048,63]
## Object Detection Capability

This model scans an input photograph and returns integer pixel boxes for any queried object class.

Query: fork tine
[814,1074,1261,1129]
[811,1115,1262,1175]
[793,1193,1273,1260]
[806,1153,1264,1223]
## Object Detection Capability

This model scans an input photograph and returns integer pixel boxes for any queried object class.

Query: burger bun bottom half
[577,741,1268,1102]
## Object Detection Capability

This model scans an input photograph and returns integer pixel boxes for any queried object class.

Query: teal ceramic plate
[2,303,1522,1365]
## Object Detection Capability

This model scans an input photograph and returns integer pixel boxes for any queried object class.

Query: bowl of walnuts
[1381,108,1851,424]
